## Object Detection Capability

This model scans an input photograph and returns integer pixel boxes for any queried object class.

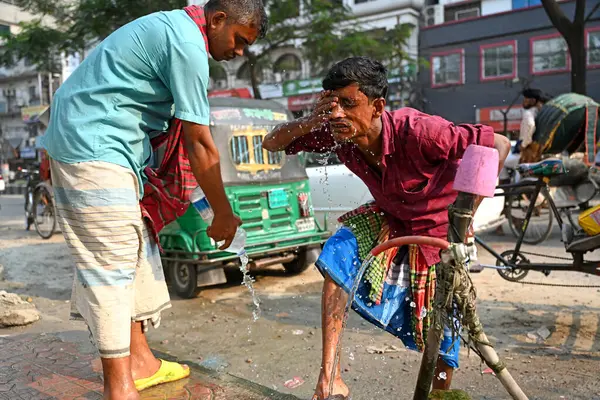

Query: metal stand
[412,193,528,400]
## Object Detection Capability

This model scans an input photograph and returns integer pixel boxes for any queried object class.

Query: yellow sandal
[134,359,190,391]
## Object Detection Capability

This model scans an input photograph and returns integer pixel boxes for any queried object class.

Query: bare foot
[313,374,350,400]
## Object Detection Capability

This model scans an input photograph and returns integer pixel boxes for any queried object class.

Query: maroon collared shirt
[286,108,495,265]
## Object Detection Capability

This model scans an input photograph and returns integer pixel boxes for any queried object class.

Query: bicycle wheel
[33,186,56,239]
[506,190,553,245]
[496,250,529,282]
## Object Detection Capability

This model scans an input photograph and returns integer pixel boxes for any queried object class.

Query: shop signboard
[282,78,323,97]
[21,105,49,123]
[208,87,253,98]
[287,94,319,112]
[476,106,523,132]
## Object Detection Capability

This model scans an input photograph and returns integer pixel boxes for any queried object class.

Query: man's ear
[209,11,227,29]
[372,97,386,118]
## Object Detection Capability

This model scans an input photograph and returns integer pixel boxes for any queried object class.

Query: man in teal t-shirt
[43,0,267,397]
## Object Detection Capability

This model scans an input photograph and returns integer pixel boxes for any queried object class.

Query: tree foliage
[0,0,186,73]
[244,0,416,98]
[2,0,418,101]
[540,0,600,95]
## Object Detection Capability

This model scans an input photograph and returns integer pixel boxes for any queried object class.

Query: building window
[236,61,263,83]
[444,1,481,23]
[273,54,302,82]
[480,41,517,81]
[587,28,600,68]
[431,49,464,88]
[530,34,569,75]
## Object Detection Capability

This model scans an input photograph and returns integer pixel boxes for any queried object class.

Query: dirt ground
[1,194,599,400]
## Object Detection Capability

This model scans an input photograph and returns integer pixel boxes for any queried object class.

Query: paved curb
[0,331,301,400]
[155,350,301,400]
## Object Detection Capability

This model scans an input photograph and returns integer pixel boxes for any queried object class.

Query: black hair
[322,57,388,100]
[522,87,552,103]
[204,0,269,39]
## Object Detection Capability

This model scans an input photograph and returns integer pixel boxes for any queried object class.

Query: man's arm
[471,133,511,225]
[519,110,536,149]
[182,121,241,249]
[263,91,337,152]
[493,133,511,178]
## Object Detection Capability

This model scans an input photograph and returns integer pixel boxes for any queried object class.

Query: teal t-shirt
[43,9,210,196]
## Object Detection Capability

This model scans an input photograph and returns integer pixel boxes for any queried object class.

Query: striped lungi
[50,159,171,359]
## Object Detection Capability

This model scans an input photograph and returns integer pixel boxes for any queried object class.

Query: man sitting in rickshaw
[263,56,511,399]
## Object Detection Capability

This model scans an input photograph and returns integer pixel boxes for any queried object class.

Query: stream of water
[238,252,261,322]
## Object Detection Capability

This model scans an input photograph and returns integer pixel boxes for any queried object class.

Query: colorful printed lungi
[316,227,460,368]
[50,159,171,358]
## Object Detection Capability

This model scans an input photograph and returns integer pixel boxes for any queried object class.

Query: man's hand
[307,90,338,129]
[262,90,338,152]
[182,121,243,248]
[208,212,243,250]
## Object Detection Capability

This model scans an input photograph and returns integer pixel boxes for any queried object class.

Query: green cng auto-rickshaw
[159,98,330,298]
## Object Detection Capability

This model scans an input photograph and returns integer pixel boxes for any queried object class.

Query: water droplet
[438,372,447,380]
[410,301,416,308]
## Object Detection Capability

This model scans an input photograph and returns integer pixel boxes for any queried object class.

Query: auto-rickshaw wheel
[170,261,201,299]
[283,246,320,275]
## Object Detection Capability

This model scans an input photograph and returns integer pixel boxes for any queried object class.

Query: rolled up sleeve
[424,121,495,162]
[164,42,210,126]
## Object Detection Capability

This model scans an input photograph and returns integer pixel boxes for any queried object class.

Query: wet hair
[204,0,268,39]
[522,87,552,103]
[322,57,388,100]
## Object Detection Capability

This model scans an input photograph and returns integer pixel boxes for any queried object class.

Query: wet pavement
[0,331,298,400]
[2,193,600,399]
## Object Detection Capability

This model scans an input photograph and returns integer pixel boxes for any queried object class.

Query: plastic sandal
[134,359,190,391]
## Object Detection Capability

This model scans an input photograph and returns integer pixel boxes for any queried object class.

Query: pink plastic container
[453,145,499,197]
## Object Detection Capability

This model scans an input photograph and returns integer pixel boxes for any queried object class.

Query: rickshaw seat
[566,232,600,253]
[518,159,566,178]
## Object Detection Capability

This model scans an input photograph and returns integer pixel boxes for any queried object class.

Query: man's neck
[357,117,384,168]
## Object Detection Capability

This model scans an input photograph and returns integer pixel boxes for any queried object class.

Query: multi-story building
[190,0,425,116]
[0,0,61,165]
[419,0,600,133]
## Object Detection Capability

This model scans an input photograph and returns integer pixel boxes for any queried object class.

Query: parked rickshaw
[159,98,330,298]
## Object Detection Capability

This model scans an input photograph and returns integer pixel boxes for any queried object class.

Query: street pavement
[1,194,600,399]
[0,331,299,400]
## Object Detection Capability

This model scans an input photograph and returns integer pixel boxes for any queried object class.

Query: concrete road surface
[1,194,599,399]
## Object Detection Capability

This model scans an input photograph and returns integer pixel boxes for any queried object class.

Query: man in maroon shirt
[263,57,509,399]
